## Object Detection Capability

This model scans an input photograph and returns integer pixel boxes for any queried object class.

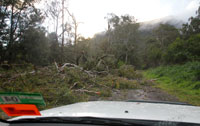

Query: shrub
[115,78,138,89]
[118,65,139,79]
[99,89,112,97]
[165,34,200,64]
[117,60,125,68]
[146,61,200,88]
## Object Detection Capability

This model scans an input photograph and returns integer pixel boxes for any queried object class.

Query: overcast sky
[66,0,199,38]
[41,0,199,38]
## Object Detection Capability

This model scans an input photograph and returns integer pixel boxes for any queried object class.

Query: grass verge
[143,61,200,106]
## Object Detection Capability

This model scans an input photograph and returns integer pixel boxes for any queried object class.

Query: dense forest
[0,0,200,113]
[0,0,200,69]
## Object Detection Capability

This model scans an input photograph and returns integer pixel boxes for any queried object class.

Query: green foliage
[0,64,139,109]
[186,34,200,60]
[144,62,200,105]
[146,62,200,84]
[48,33,62,63]
[118,65,135,79]
[114,78,138,89]
[153,24,179,48]
[181,6,200,38]
[99,89,112,97]
[20,27,50,66]
[0,0,44,63]
[146,43,162,67]
[0,2,200,111]
[117,60,125,68]
[165,34,200,63]
[116,65,142,79]
[165,38,188,63]
[105,14,140,66]
[0,65,89,108]
[0,3,199,69]
[142,24,180,67]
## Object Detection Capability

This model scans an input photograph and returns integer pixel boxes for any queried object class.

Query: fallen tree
[55,62,108,77]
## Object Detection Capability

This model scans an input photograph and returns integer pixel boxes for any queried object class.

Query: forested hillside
[0,1,199,69]
[0,0,200,111]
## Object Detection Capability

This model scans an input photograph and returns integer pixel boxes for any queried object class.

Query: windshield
[0,0,200,125]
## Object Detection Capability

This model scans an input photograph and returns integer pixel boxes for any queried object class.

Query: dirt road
[89,85,179,102]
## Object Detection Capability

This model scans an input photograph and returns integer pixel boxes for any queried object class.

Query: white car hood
[10,101,200,124]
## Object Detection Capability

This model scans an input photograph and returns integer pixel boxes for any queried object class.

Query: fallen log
[74,89,100,95]
[55,62,108,77]
[54,62,59,72]
[92,70,108,75]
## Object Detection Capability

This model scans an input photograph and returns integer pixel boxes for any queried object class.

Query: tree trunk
[61,0,65,62]
[74,23,78,65]
[9,4,14,45]
[55,17,58,37]
[125,52,128,64]
[74,23,77,45]
[66,9,78,64]
[8,3,14,62]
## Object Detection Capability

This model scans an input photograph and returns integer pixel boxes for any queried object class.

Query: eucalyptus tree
[0,0,42,62]
[105,14,140,65]
[182,5,200,38]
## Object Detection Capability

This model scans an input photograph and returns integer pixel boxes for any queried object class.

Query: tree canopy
[0,1,199,70]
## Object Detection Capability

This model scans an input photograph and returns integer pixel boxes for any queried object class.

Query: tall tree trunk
[9,4,14,45]
[125,52,128,64]
[66,9,79,64]
[74,24,77,45]
[56,16,59,43]
[61,0,65,62]
[74,23,78,65]
[8,3,14,62]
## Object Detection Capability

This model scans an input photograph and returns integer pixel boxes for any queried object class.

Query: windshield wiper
[10,117,148,126]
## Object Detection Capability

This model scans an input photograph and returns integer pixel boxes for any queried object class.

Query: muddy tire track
[89,85,179,102]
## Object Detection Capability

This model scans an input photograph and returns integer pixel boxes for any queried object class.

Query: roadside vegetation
[0,64,140,108]
[0,0,200,118]
[144,62,200,106]
[0,64,141,119]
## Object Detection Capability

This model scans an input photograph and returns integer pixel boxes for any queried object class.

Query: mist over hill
[139,16,186,31]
